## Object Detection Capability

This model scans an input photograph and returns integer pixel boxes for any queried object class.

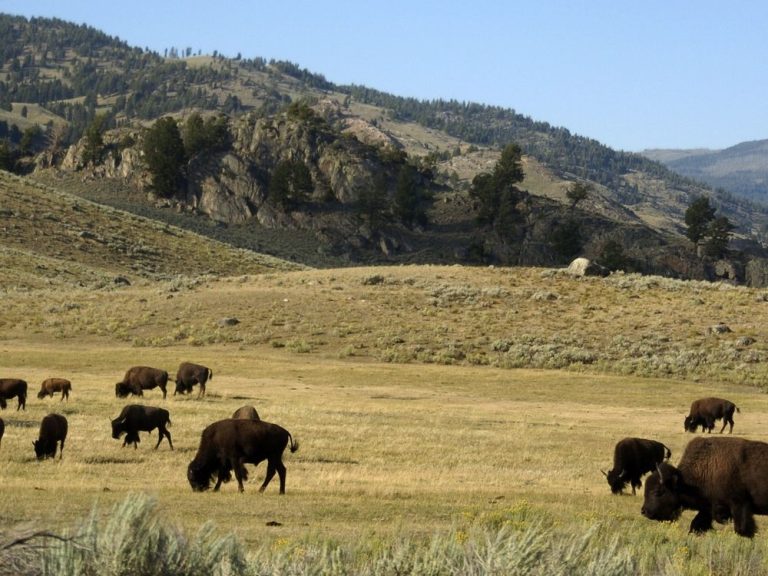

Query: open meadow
[4,265,768,573]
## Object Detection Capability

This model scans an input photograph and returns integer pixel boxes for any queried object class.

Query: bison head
[604,469,627,495]
[641,463,684,522]
[37,390,47,399]
[187,461,211,491]
[111,417,126,440]
[33,439,52,460]
[684,415,705,433]
[174,381,193,396]
[115,383,129,398]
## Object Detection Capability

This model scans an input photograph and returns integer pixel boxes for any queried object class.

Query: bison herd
[0,361,298,494]
[602,396,768,538]
[2,365,766,537]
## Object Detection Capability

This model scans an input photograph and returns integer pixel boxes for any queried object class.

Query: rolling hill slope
[0,170,302,289]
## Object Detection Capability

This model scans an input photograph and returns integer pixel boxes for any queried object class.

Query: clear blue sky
[3,1,767,152]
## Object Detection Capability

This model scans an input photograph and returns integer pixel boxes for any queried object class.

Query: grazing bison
[33,413,68,460]
[0,417,4,448]
[684,397,739,433]
[603,437,671,495]
[111,404,173,450]
[231,405,260,420]
[115,366,168,399]
[174,362,212,398]
[642,436,768,537]
[187,419,298,493]
[37,378,72,401]
[0,379,27,411]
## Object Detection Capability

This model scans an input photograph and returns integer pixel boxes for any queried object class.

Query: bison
[37,378,72,401]
[187,418,298,493]
[0,417,4,448]
[33,413,68,460]
[115,366,168,399]
[0,379,27,411]
[231,405,260,420]
[111,404,173,450]
[684,397,739,433]
[603,437,671,495]
[174,362,212,398]
[642,436,768,537]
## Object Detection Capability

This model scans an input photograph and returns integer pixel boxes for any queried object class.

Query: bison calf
[603,437,671,495]
[38,378,72,401]
[111,404,173,450]
[174,362,212,398]
[0,378,27,411]
[684,397,739,434]
[187,419,298,493]
[642,436,768,537]
[231,405,260,420]
[115,366,168,399]
[34,413,68,460]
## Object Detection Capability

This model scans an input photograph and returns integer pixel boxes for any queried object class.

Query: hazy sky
[3,1,767,152]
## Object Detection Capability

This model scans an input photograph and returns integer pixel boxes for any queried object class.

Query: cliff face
[52,111,717,277]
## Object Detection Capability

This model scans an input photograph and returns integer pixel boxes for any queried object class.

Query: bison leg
[689,510,714,534]
[156,427,173,450]
[161,385,167,400]
[198,383,205,398]
[732,503,757,538]
[233,461,248,493]
[59,439,65,460]
[260,461,277,492]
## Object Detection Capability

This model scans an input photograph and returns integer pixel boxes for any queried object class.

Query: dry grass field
[4,264,768,573]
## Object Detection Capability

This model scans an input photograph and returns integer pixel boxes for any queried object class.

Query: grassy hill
[0,170,302,289]
[4,261,768,573]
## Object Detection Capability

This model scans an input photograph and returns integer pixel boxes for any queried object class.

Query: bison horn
[656,463,665,483]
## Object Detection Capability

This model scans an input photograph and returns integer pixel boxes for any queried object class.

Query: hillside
[643,140,768,203]
[3,13,768,280]
[0,170,301,289]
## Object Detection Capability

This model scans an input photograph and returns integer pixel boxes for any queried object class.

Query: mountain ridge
[3,12,768,282]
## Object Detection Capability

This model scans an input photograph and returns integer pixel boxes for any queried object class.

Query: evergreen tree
[394,164,429,227]
[469,142,526,238]
[81,114,106,165]
[142,116,186,198]
[684,196,716,244]
[268,160,312,209]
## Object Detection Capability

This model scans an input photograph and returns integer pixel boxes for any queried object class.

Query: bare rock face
[187,153,262,224]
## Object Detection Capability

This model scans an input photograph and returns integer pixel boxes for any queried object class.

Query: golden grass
[4,264,768,573]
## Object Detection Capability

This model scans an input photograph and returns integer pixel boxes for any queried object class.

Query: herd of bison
[2,364,768,537]
[0,362,298,495]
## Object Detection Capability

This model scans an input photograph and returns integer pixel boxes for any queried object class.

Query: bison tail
[664,445,672,459]
[208,369,213,381]
[288,434,299,453]
[736,406,741,413]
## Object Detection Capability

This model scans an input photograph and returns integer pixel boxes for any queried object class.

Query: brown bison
[115,366,168,399]
[642,436,768,537]
[231,405,260,420]
[33,413,68,460]
[684,397,739,433]
[111,404,173,450]
[187,419,298,493]
[174,362,212,398]
[603,437,671,495]
[0,379,27,410]
[37,378,72,401]
[0,417,4,448]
